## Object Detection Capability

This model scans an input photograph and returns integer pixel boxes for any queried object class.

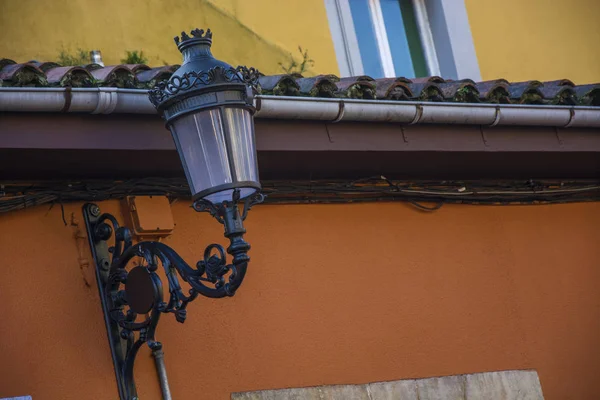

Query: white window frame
[368,0,396,78]
[324,0,481,80]
[324,0,365,77]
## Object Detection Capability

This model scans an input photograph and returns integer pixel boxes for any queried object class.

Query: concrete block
[232,384,371,400]
[368,379,418,400]
[417,375,466,400]
[465,370,544,400]
[319,385,370,400]
[232,370,544,400]
[320,384,370,399]
[231,386,322,400]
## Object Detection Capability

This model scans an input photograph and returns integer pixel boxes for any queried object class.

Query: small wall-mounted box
[123,196,175,238]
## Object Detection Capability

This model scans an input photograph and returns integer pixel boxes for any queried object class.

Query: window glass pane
[348,0,427,79]
[381,0,415,78]
[348,0,384,78]
[399,0,428,77]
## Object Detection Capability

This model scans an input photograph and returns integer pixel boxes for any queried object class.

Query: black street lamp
[83,28,263,400]
[149,28,261,204]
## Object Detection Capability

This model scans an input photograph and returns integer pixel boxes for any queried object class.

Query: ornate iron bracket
[83,191,264,399]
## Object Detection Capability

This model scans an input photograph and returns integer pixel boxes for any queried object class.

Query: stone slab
[368,379,418,400]
[320,384,370,400]
[232,387,322,400]
[231,370,544,400]
[417,375,466,400]
[465,370,544,400]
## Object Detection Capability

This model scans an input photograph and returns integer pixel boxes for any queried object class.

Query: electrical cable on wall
[0,177,599,214]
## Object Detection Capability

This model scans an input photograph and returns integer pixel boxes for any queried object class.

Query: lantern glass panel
[170,109,232,201]
[223,107,259,186]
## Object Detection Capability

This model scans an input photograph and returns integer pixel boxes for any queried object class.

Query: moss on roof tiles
[1,57,599,107]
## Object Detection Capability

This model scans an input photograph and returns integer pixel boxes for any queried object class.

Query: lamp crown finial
[174,28,213,50]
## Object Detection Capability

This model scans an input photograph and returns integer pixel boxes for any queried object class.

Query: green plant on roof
[454,86,480,103]
[58,48,90,66]
[121,50,148,65]
[279,46,314,76]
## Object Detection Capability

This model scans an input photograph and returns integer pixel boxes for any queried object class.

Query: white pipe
[0,89,599,128]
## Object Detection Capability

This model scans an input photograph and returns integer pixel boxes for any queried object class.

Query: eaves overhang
[1,106,599,181]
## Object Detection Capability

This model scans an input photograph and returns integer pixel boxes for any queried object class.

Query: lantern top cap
[174,28,213,52]
[149,28,261,117]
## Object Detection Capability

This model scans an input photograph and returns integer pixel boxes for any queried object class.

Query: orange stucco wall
[0,200,599,399]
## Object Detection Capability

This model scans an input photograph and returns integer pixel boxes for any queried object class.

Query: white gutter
[0,87,155,114]
[1,88,599,128]
[255,96,600,128]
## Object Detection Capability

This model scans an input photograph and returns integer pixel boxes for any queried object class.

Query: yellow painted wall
[465,0,600,84]
[205,0,339,75]
[2,0,598,83]
[0,0,338,76]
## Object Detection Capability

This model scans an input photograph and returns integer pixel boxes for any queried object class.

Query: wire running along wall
[1,177,599,215]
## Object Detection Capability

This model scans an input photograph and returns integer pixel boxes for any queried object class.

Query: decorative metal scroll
[82,191,263,399]
[149,65,261,107]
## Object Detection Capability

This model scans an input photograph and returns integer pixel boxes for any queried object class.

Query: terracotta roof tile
[0,63,47,86]
[411,76,445,84]
[0,58,16,70]
[1,57,599,107]
[508,82,544,104]
[336,76,376,99]
[514,80,544,88]
[538,84,576,105]
[474,81,510,104]
[573,84,600,106]
[544,79,574,87]
[406,82,444,102]
[136,65,178,87]
[374,78,413,100]
[438,81,480,103]
[258,74,300,96]
[45,66,95,87]
[28,61,61,72]
[89,65,137,88]
[83,63,104,72]
[296,75,339,97]
[122,64,151,73]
